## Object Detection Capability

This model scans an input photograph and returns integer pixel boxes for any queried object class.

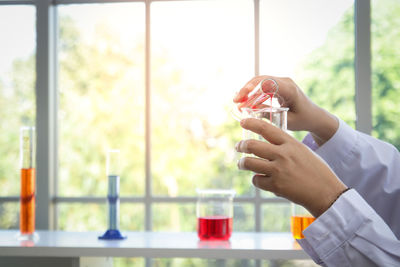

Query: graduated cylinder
[20,127,36,236]
[107,149,120,230]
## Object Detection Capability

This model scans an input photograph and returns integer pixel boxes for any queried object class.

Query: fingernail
[235,141,240,151]
[238,157,246,170]
[240,140,248,153]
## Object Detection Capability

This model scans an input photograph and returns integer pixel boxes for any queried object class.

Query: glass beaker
[291,203,315,239]
[241,106,288,140]
[196,189,236,241]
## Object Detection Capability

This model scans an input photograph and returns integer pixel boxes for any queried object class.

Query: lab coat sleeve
[298,119,400,266]
[297,189,400,267]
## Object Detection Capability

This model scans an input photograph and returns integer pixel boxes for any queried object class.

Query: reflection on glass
[151,0,254,197]
[0,6,35,197]
[58,3,145,197]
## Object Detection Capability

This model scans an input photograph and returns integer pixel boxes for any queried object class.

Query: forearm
[308,105,339,147]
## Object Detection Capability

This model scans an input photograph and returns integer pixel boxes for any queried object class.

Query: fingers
[233,75,275,103]
[237,156,275,176]
[252,174,277,194]
[235,139,278,160]
[240,118,289,145]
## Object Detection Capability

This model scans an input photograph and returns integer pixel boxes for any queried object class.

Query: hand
[234,75,339,146]
[236,118,347,217]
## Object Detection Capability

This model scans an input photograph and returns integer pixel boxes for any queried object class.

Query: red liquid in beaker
[197,216,233,241]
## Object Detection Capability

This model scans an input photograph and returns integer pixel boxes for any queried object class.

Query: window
[2,0,395,267]
[372,0,400,149]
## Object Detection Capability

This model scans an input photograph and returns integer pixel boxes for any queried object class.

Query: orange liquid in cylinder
[290,215,315,239]
[20,168,35,235]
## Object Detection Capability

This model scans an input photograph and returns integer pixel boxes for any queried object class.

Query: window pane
[0,6,35,196]
[114,258,144,267]
[153,203,196,232]
[260,0,355,131]
[262,203,291,232]
[58,3,145,196]
[372,0,400,149]
[0,202,19,229]
[57,203,144,231]
[151,0,254,197]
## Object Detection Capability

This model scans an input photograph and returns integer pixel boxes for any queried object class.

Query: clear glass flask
[196,189,236,241]
[241,106,288,140]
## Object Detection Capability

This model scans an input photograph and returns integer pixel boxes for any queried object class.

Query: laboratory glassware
[99,149,126,240]
[196,189,236,241]
[18,126,38,241]
[291,203,315,239]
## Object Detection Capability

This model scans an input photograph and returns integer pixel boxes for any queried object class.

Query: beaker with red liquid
[196,189,235,241]
[18,126,38,241]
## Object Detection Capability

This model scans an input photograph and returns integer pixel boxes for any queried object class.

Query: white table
[0,230,310,266]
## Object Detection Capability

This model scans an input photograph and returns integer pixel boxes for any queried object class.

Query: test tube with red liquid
[18,126,38,241]
[99,149,126,240]
[196,189,235,241]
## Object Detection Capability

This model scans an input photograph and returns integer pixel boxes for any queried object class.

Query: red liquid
[197,216,233,241]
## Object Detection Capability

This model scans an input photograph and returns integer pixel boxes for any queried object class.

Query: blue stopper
[98,229,127,240]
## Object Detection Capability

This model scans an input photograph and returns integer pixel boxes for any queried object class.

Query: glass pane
[0,6,36,196]
[57,203,144,231]
[0,202,19,229]
[151,0,254,196]
[260,0,356,133]
[152,203,254,232]
[114,258,144,267]
[233,203,255,232]
[372,0,400,149]
[262,203,291,232]
[152,203,196,232]
[58,203,107,231]
[58,3,145,197]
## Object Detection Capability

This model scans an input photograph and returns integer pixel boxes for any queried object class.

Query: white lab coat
[298,119,400,266]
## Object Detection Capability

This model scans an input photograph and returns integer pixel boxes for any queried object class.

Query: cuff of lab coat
[297,189,375,263]
[314,118,358,173]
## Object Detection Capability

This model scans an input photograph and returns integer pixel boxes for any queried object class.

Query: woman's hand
[234,75,339,146]
[236,118,347,217]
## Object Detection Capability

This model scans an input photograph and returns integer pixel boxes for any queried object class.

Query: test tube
[99,149,126,240]
[18,126,38,241]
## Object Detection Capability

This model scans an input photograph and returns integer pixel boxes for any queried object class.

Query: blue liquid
[107,175,120,230]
